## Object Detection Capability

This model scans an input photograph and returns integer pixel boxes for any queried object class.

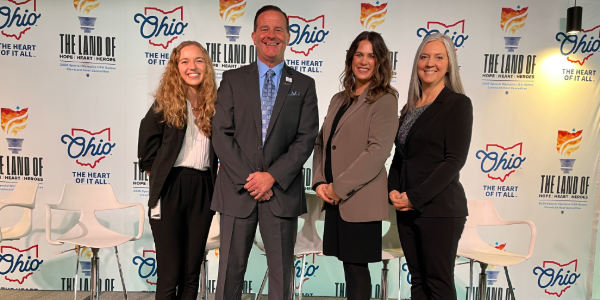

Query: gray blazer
[211,62,319,218]
[313,89,398,222]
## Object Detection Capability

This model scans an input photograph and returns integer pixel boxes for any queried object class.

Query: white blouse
[173,100,210,171]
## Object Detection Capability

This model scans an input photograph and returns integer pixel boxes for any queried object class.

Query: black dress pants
[150,167,214,300]
[396,211,466,300]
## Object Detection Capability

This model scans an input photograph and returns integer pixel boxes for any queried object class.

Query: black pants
[150,167,214,300]
[397,211,466,300]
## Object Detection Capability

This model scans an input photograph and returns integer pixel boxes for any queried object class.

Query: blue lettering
[132,256,157,278]
[134,14,187,39]
[475,150,526,173]
[61,135,116,159]
[416,28,468,48]
[556,32,600,55]
[0,253,43,275]
[0,6,41,30]
[294,260,319,278]
[402,263,412,284]
[289,24,328,46]
[533,266,580,289]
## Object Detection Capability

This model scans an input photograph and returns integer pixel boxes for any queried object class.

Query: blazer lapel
[265,65,293,141]
[334,88,368,135]
[405,87,450,143]
[321,94,343,147]
[244,62,263,142]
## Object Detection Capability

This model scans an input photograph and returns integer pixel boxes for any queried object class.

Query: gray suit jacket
[211,62,319,218]
[312,90,398,222]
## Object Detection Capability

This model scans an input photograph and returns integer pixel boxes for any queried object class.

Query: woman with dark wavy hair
[138,40,218,300]
[312,31,398,300]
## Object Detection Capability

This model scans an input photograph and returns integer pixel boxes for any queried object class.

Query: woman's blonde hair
[154,41,217,137]
[402,33,464,116]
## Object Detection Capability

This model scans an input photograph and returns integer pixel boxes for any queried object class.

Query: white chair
[294,194,325,300]
[200,213,220,300]
[457,200,536,300]
[380,205,404,300]
[45,184,145,300]
[255,194,325,300]
[0,181,39,242]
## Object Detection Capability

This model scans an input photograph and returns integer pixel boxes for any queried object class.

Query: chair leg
[478,262,488,300]
[200,251,208,300]
[257,268,268,300]
[504,266,516,300]
[73,246,80,300]
[380,259,389,300]
[469,259,474,300]
[114,246,128,299]
[398,258,402,300]
[298,254,306,300]
[90,248,100,300]
[290,255,296,300]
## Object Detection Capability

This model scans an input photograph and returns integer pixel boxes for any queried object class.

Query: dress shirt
[257,59,284,97]
[173,100,210,170]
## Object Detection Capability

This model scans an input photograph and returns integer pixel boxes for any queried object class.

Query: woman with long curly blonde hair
[138,40,219,300]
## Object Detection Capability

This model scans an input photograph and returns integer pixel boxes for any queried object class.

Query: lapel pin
[286,77,292,83]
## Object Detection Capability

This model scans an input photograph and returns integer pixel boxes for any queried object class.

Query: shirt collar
[257,59,285,78]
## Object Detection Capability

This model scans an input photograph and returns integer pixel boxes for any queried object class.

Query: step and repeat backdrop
[1,0,600,298]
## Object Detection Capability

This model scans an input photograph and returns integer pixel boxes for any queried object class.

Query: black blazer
[138,103,218,208]
[388,87,473,217]
[210,62,319,218]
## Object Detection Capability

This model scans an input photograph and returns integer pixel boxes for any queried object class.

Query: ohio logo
[360,2,387,31]
[74,0,100,34]
[501,6,528,52]
[132,250,157,286]
[220,0,246,42]
[556,25,600,65]
[533,259,581,297]
[134,6,187,49]
[557,129,582,174]
[1,106,28,154]
[416,19,469,49]
[0,245,44,284]
[0,0,41,40]
[475,143,526,182]
[288,15,329,56]
[294,254,319,289]
[401,262,411,285]
[60,128,116,169]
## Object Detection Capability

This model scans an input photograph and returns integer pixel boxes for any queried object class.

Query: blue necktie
[261,69,276,145]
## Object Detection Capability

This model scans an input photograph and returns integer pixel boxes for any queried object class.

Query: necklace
[191,106,201,111]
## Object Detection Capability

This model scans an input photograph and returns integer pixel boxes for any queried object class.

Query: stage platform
[0,290,401,300]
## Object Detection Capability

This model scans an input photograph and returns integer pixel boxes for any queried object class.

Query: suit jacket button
[332,145,337,150]
[258,146,262,150]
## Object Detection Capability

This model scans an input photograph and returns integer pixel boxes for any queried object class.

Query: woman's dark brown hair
[340,31,398,104]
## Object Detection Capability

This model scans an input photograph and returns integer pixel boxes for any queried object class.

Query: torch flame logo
[1,108,28,136]
[501,7,528,34]
[74,0,100,14]
[360,2,388,30]
[220,0,246,23]
[557,130,582,156]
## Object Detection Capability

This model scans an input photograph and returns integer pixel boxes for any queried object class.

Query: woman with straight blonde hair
[138,40,218,300]
[388,32,473,300]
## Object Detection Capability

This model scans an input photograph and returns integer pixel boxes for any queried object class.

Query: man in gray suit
[211,5,319,300]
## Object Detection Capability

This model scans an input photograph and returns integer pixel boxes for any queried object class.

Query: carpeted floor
[0,290,402,300]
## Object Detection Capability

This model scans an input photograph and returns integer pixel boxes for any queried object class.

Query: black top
[388,87,473,217]
[138,103,218,208]
[325,102,351,183]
